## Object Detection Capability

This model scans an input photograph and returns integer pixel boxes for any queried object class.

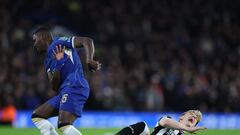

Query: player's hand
[87,60,101,72]
[186,126,207,134]
[53,44,66,60]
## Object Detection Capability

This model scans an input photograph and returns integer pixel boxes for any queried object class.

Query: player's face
[179,112,198,127]
[33,33,48,51]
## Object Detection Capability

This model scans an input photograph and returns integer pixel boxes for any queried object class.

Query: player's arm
[116,121,150,135]
[159,117,206,133]
[47,70,60,91]
[73,36,101,72]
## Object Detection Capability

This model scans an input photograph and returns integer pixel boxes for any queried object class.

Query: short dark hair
[33,26,51,35]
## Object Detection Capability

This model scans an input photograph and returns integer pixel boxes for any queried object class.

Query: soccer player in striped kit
[116,110,206,135]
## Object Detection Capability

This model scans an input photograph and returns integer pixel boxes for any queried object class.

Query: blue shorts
[47,86,89,117]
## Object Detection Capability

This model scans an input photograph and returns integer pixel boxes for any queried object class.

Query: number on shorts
[61,94,68,103]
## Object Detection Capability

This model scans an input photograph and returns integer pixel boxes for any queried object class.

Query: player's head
[179,110,202,128]
[33,26,53,52]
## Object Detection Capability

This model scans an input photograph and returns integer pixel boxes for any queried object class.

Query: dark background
[0,0,240,112]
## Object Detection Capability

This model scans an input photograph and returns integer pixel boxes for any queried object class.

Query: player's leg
[115,121,150,135]
[31,95,60,135]
[58,110,81,135]
[57,87,89,135]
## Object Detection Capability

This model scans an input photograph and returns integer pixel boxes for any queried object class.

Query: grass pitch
[0,127,240,135]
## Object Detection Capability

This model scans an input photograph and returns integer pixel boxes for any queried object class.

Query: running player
[31,26,101,135]
[116,110,206,135]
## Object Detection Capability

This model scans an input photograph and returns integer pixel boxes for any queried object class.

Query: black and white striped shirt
[151,116,184,135]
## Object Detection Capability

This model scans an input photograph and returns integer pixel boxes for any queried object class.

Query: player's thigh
[57,87,89,125]
[32,102,58,118]
[32,95,61,118]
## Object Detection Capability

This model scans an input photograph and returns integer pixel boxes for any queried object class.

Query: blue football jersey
[44,37,89,90]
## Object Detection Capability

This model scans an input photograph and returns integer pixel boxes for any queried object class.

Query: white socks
[59,125,82,135]
[32,118,82,135]
[32,118,58,135]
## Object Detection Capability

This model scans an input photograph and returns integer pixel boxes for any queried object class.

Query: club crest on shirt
[59,37,71,42]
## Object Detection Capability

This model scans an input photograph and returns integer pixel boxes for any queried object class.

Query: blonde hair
[183,110,202,123]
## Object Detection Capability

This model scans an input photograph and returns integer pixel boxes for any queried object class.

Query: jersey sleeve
[156,115,172,127]
[54,36,76,49]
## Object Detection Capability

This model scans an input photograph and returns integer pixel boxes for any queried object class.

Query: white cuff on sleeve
[71,36,76,48]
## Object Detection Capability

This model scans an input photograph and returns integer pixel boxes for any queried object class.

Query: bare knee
[58,111,77,129]
[31,112,47,119]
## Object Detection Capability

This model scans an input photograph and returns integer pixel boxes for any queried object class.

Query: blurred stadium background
[0,0,240,134]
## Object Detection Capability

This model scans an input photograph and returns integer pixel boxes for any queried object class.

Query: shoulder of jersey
[58,37,71,42]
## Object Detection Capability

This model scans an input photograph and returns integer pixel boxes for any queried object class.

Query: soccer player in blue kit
[31,27,101,135]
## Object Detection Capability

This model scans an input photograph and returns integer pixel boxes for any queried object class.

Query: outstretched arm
[159,117,206,133]
[73,37,94,61]
[73,36,101,72]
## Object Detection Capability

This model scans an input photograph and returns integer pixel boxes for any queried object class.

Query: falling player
[31,27,101,135]
[116,110,206,135]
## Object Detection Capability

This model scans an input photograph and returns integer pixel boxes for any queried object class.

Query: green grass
[0,127,240,135]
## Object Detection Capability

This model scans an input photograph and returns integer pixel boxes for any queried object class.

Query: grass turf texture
[0,127,240,135]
